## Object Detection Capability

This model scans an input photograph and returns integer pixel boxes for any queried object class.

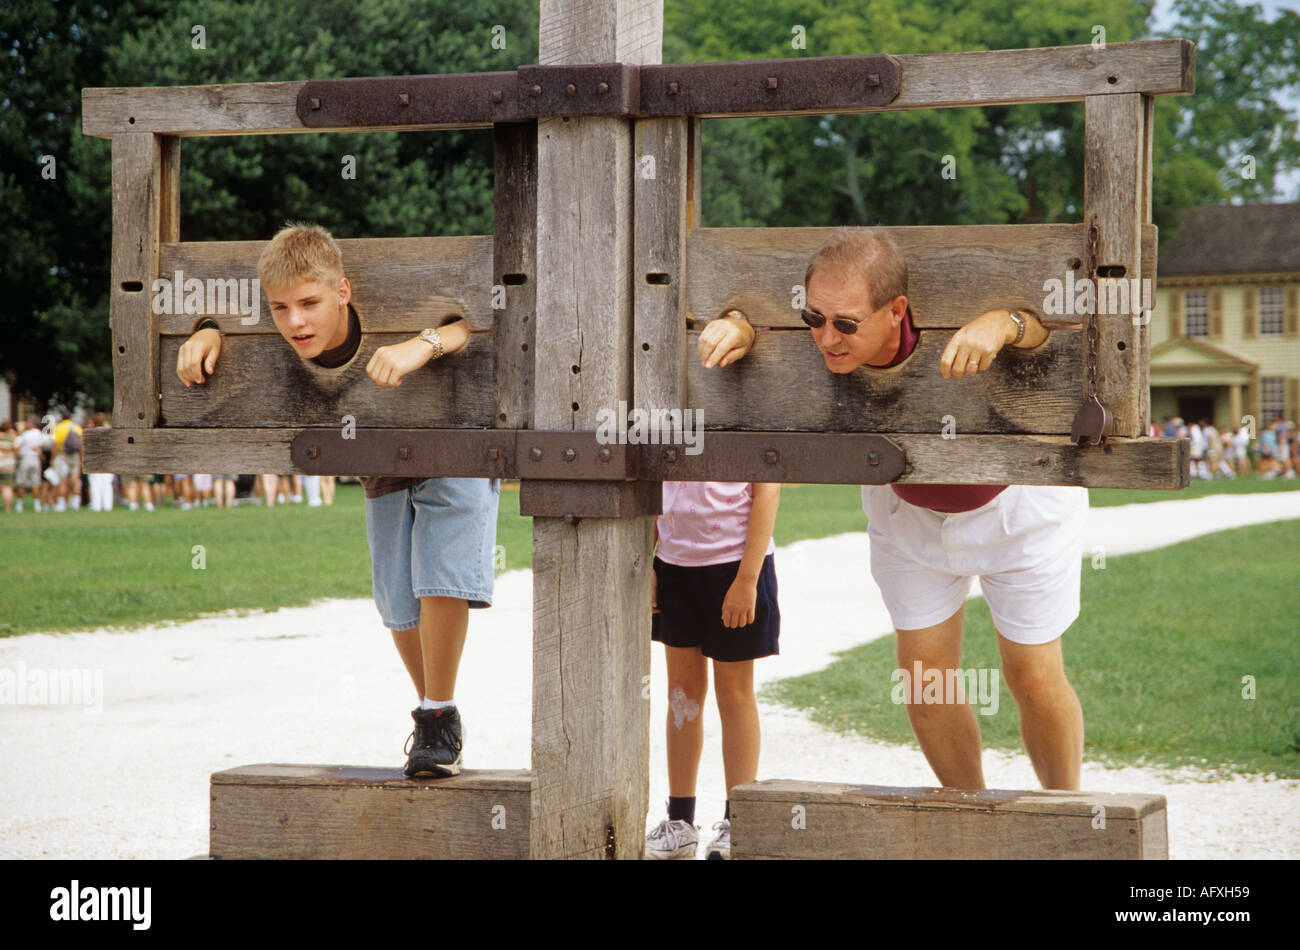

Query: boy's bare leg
[391,627,424,699]
[665,645,708,797]
[996,633,1083,790]
[712,658,759,796]
[896,605,986,789]
[418,596,468,702]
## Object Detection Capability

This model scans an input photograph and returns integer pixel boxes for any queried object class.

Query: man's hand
[721,574,758,628]
[367,337,439,387]
[940,309,1044,379]
[698,310,755,369]
[176,328,222,387]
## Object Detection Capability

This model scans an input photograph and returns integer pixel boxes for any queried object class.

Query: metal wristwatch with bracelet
[418,326,444,360]
[1007,309,1027,347]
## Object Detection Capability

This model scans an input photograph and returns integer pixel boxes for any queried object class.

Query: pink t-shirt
[656,481,776,567]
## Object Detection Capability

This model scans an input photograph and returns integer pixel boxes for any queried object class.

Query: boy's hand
[721,575,757,628]
[176,328,222,387]
[367,337,437,387]
[698,310,755,369]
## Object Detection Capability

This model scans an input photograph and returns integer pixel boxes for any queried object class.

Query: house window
[1259,287,1284,336]
[1261,377,1285,422]
[1183,290,1208,337]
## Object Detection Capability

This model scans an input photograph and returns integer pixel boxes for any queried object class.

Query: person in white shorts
[699,226,1088,791]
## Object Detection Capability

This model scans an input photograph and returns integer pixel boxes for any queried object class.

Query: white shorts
[862,484,1088,645]
[192,474,213,491]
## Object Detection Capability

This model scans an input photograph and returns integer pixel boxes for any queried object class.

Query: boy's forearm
[734,482,781,583]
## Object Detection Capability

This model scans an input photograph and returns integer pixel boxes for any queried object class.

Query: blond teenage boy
[177,223,500,778]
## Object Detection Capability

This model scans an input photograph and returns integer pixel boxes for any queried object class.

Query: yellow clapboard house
[1151,202,1300,429]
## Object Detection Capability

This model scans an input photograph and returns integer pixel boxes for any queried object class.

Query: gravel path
[2,490,1297,859]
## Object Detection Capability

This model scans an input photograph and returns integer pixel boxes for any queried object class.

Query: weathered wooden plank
[210,765,531,860]
[158,332,496,428]
[110,134,173,427]
[493,123,538,429]
[687,224,1156,330]
[83,427,299,475]
[1085,93,1147,438]
[155,237,494,334]
[686,327,1083,434]
[634,116,691,416]
[730,780,1168,859]
[529,0,660,861]
[81,41,1194,137]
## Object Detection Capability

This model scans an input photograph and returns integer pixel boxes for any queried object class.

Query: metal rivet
[565,83,577,98]
[866,73,880,87]
[563,448,577,462]
[597,82,610,96]
[765,449,780,464]
[564,513,580,525]
[531,84,543,98]
[487,447,502,462]
[398,446,410,460]
[306,446,319,460]
[491,90,504,104]
[398,92,410,107]
[868,452,880,466]
[667,81,680,96]
[598,447,612,462]
[309,97,321,110]
[530,447,543,461]
[766,76,779,91]
[664,447,678,463]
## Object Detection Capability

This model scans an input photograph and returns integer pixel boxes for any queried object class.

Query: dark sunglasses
[800,308,866,335]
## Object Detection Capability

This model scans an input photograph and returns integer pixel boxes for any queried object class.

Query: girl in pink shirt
[644,479,781,860]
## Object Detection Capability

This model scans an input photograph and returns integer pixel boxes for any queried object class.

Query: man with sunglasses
[698,227,1088,792]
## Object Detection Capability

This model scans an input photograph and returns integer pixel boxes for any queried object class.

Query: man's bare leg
[419,596,468,702]
[896,604,985,788]
[996,633,1083,790]
[712,658,759,797]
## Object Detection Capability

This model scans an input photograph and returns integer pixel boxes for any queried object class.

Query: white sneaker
[644,818,698,860]
[705,819,731,860]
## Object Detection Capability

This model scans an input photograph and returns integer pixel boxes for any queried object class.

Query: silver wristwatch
[1007,309,1027,346]
[418,327,444,360]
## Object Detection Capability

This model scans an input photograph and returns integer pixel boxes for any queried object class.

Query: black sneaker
[403,705,463,778]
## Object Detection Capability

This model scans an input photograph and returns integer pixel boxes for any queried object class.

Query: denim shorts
[364,477,501,630]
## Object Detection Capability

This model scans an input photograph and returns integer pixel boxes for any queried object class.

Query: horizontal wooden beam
[210,765,531,859]
[82,41,1194,137]
[155,237,496,334]
[85,426,1188,489]
[685,224,1158,330]
[157,333,496,428]
[730,779,1168,859]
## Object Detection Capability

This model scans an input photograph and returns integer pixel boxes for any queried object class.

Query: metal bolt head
[529,446,543,461]
[398,92,410,107]
[305,446,319,460]
[866,73,881,87]
[309,97,321,110]
[764,449,780,464]
[597,82,610,96]
[531,83,543,98]
[398,446,410,460]
[562,448,577,462]
[868,452,880,466]
[667,81,680,96]
[598,447,612,462]
[491,90,504,104]
[766,76,779,91]
[664,447,678,463]
[565,83,577,98]
[487,447,502,462]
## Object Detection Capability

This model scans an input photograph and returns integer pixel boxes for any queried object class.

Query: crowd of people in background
[1150,413,1298,481]
[0,411,337,513]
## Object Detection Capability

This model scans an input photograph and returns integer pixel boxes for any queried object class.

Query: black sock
[667,796,696,825]
[724,800,731,821]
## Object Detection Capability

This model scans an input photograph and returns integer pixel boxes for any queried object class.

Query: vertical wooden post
[493,123,538,430]
[1084,93,1146,437]
[110,134,179,427]
[529,0,663,860]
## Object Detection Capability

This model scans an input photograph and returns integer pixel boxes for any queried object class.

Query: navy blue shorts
[652,554,780,662]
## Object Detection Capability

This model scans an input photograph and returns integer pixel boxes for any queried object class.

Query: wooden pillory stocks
[83,1,1190,859]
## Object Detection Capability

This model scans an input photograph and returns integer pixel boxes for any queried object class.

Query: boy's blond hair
[257,222,345,289]
[804,227,908,310]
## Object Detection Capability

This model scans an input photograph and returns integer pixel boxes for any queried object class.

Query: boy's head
[258,223,352,360]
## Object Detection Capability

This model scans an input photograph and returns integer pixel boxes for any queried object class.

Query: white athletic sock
[420,697,455,711]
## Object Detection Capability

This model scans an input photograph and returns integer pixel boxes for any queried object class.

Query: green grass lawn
[762,518,1300,779]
